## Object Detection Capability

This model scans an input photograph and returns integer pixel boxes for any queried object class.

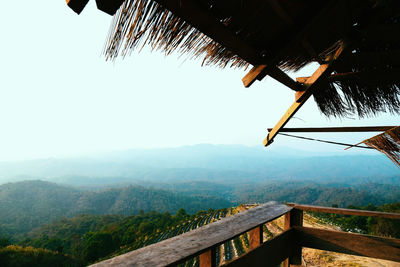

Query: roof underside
[103,0,400,119]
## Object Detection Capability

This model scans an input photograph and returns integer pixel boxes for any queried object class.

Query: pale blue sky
[0,0,399,160]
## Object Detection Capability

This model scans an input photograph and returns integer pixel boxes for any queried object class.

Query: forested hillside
[2,180,400,241]
[0,181,230,238]
[2,202,399,266]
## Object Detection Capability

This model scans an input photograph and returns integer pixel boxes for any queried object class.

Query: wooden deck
[91,202,400,267]
[91,202,291,267]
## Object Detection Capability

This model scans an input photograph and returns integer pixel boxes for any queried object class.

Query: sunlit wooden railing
[91,202,400,267]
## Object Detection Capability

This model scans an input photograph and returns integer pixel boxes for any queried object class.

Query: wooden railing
[91,202,400,267]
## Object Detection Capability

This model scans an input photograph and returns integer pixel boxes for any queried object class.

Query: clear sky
[0,0,399,161]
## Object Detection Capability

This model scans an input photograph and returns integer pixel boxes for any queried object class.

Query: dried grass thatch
[104,0,248,68]
[363,126,400,167]
[104,0,349,70]
[312,7,400,118]
[104,0,400,118]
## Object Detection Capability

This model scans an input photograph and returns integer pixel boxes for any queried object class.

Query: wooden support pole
[283,209,303,267]
[249,225,264,250]
[267,126,396,133]
[263,44,344,146]
[199,247,216,267]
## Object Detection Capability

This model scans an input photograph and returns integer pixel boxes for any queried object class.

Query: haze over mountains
[0,144,397,187]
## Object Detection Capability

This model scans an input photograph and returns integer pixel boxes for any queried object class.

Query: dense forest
[0,180,230,238]
[2,180,400,240]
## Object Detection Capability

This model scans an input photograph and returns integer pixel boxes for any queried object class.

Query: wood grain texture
[91,202,291,267]
[222,229,294,267]
[288,204,400,220]
[199,248,216,267]
[242,64,302,91]
[295,226,400,262]
[249,225,263,250]
[263,44,344,146]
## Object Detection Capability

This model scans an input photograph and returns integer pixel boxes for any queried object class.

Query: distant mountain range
[0,144,397,187]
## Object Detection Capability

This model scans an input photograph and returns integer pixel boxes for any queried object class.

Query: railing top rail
[91,201,291,267]
[288,203,400,220]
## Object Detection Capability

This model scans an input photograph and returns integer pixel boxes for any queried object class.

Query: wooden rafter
[149,0,304,90]
[264,44,344,146]
[267,126,397,133]
[242,0,337,89]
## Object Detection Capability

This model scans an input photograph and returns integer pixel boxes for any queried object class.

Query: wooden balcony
[91,202,400,267]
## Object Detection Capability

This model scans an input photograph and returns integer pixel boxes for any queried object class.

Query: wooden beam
[283,209,303,267]
[295,226,400,263]
[156,0,303,90]
[200,248,216,267]
[263,44,344,146]
[287,204,400,220]
[223,229,295,267]
[267,126,397,133]
[242,1,337,88]
[242,65,303,91]
[249,225,263,250]
[91,202,291,267]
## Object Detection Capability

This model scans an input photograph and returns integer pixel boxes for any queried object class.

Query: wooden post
[283,209,303,267]
[199,247,216,267]
[249,225,263,250]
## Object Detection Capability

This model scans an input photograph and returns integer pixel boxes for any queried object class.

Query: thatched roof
[363,126,400,167]
[67,0,400,152]
[98,0,400,119]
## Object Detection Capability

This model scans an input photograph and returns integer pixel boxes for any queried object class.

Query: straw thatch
[363,126,400,167]
[104,0,352,70]
[312,6,400,118]
[104,0,248,68]
[104,0,400,118]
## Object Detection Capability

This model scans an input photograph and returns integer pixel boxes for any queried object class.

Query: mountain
[0,180,231,238]
[0,144,398,187]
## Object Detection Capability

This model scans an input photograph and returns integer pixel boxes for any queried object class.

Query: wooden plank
[90,202,291,267]
[295,226,400,263]
[284,210,303,267]
[223,229,295,267]
[242,65,302,91]
[242,1,337,88]
[287,204,400,220]
[200,248,216,267]
[267,126,396,133]
[263,44,344,146]
[249,225,263,250]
